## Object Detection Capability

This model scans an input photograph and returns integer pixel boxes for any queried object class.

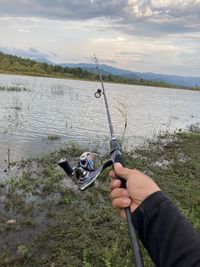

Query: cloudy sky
[0,0,200,76]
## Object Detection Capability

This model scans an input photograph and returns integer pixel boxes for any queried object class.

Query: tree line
[0,52,188,89]
[0,52,95,79]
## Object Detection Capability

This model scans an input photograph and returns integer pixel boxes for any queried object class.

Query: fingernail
[115,163,122,167]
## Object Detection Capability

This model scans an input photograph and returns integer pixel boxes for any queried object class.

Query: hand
[109,163,161,219]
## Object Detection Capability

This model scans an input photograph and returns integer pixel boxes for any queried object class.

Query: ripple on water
[0,74,200,165]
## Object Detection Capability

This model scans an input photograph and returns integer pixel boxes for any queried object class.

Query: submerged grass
[0,85,29,92]
[46,135,61,142]
[0,128,200,266]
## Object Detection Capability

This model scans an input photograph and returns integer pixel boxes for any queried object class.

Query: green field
[0,126,200,266]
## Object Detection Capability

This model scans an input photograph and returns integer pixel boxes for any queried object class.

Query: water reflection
[0,74,200,167]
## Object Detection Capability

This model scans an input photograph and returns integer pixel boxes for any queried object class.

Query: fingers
[113,163,130,181]
[109,164,133,221]
[109,169,121,190]
[119,209,126,220]
[109,170,116,179]
[110,188,129,199]
[109,178,121,191]
[112,195,131,209]
[109,164,130,191]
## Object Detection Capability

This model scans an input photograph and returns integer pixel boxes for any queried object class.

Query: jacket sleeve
[131,191,200,267]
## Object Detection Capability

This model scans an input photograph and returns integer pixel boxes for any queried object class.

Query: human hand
[109,163,161,219]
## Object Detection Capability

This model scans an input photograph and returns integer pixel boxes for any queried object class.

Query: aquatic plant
[0,127,199,266]
[51,85,64,96]
[0,85,29,92]
[47,135,61,142]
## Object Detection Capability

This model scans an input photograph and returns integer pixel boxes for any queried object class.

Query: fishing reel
[58,152,112,190]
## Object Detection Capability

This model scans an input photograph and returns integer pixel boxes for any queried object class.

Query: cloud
[0,0,199,36]
[0,16,40,33]
[0,0,126,20]
[99,58,117,64]
[28,47,39,53]
[92,36,127,43]
[0,1,199,76]
[119,51,150,57]
[18,28,30,32]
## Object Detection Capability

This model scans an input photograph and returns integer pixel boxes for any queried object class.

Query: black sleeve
[131,191,200,267]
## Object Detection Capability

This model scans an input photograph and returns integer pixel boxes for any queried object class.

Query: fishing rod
[93,54,144,267]
[58,55,144,267]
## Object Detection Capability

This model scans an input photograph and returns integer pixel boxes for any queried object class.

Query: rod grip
[110,140,144,266]
[110,139,127,189]
[113,153,127,189]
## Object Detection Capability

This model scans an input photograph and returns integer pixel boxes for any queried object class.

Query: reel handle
[58,158,74,176]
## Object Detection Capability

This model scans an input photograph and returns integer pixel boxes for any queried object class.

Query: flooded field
[0,73,200,167]
[0,73,200,266]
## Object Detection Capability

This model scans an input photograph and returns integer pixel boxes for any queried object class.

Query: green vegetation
[0,85,29,92]
[47,134,61,142]
[0,52,184,89]
[0,126,199,266]
[0,52,95,80]
[193,85,200,91]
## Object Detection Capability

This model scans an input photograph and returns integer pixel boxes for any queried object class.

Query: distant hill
[58,63,139,79]
[0,52,96,80]
[0,52,199,90]
[129,72,200,88]
[34,57,55,65]
[58,63,200,88]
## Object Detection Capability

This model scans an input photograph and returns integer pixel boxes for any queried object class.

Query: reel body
[58,152,112,190]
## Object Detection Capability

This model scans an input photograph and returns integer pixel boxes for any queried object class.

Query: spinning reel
[58,54,143,267]
[58,152,112,190]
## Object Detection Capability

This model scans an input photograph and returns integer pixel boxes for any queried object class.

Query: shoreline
[0,127,199,266]
[0,71,197,92]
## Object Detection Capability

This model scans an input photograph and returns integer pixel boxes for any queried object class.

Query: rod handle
[112,153,144,266]
[113,153,127,189]
[110,138,127,187]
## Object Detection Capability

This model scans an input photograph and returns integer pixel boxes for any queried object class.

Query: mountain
[57,62,200,88]
[34,57,55,65]
[58,63,140,79]
[59,63,109,76]
[126,72,200,88]
[0,47,199,88]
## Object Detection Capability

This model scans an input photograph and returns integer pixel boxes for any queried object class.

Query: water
[0,73,200,167]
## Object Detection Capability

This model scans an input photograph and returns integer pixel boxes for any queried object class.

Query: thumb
[114,163,129,181]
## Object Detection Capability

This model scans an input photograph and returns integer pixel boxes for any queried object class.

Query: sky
[0,0,200,77]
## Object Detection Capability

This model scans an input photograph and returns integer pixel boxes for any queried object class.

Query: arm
[132,191,200,267]
[109,163,200,267]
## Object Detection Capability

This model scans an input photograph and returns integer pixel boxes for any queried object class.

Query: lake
[0,73,200,168]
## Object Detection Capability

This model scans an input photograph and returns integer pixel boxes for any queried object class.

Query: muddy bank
[0,127,200,266]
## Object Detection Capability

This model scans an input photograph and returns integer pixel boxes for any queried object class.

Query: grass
[47,135,61,142]
[0,127,199,266]
[0,85,29,92]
